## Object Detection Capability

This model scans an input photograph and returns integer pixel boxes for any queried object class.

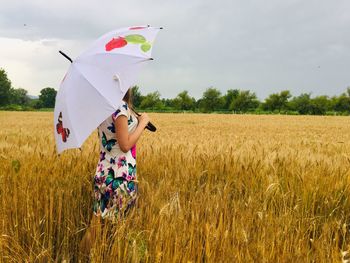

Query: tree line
[0,69,57,110]
[0,68,350,115]
[131,86,350,115]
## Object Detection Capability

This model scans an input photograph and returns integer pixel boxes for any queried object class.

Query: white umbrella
[54,25,161,154]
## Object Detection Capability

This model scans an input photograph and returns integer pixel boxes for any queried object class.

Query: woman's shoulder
[112,101,129,121]
[120,101,129,110]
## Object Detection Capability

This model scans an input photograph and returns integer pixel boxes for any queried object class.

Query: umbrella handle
[145,121,157,132]
[131,108,157,132]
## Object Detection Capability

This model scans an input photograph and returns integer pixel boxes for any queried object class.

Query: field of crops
[1,111,350,262]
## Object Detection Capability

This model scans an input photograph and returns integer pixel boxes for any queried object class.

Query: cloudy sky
[0,0,349,99]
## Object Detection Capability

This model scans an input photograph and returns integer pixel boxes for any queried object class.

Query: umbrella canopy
[54,25,161,154]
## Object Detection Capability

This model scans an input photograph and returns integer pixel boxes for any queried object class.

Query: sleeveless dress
[93,101,139,220]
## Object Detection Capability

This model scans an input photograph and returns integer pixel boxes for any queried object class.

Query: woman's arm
[115,113,150,152]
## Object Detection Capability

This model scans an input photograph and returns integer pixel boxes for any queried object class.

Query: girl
[79,88,150,257]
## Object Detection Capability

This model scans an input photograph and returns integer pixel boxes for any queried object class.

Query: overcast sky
[0,0,349,99]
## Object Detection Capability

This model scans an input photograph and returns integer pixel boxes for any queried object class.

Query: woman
[79,88,150,256]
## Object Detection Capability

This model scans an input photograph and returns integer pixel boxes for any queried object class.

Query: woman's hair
[122,87,138,116]
[123,88,133,108]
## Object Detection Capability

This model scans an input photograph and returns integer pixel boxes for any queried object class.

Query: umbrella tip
[59,50,73,63]
[149,58,154,60]
[159,27,164,29]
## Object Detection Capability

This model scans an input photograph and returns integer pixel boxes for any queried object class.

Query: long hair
[123,88,133,108]
[123,88,137,114]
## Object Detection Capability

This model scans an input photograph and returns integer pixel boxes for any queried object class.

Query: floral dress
[93,101,139,220]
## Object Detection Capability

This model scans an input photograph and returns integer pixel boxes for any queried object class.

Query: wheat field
[0,111,350,262]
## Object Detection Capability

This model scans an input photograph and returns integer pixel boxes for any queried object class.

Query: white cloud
[0,37,81,94]
[0,0,349,98]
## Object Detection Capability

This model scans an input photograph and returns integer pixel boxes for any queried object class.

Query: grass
[0,111,350,262]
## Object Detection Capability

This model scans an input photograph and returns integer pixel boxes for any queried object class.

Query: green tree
[28,99,43,109]
[10,88,29,105]
[139,91,164,110]
[199,87,224,112]
[288,93,311,114]
[309,95,331,115]
[263,90,292,112]
[196,98,203,111]
[0,68,12,106]
[223,89,239,110]
[39,87,57,108]
[333,88,350,113]
[131,85,143,108]
[334,95,350,113]
[161,98,176,108]
[230,90,259,112]
[173,90,195,110]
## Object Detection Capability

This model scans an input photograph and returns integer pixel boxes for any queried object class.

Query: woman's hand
[138,113,150,128]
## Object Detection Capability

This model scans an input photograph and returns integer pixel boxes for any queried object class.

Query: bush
[0,104,24,111]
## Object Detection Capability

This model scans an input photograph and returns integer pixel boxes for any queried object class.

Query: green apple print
[141,42,151,52]
[125,34,146,44]
[124,34,152,53]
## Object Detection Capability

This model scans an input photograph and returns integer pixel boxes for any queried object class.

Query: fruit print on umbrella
[129,26,148,30]
[105,34,152,53]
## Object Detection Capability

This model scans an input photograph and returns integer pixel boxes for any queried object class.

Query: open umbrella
[54,25,161,154]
